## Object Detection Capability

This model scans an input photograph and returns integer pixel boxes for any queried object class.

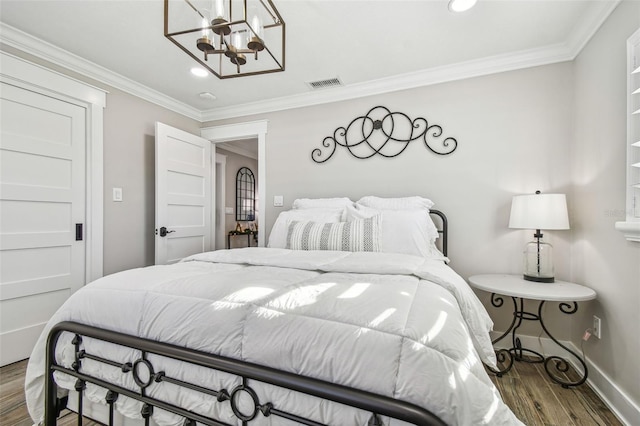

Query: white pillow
[286,216,381,252]
[292,197,354,210]
[356,196,434,211]
[345,204,442,258]
[355,196,439,243]
[268,209,344,248]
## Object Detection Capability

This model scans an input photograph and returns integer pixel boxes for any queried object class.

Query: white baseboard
[490,332,640,426]
[581,353,640,426]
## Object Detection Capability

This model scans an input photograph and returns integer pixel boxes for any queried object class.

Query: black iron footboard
[45,321,446,426]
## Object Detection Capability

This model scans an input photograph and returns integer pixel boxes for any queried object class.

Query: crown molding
[201,43,574,121]
[564,0,620,58]
[199,1,620,122]
[0,22,202,121]
[0,0,619,124]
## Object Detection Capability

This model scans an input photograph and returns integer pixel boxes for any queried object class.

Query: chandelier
[164,0,285,78]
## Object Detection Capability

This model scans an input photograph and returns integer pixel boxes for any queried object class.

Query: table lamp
[509,191,570,283]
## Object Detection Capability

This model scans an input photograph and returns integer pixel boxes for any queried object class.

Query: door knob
[158,227,175,237]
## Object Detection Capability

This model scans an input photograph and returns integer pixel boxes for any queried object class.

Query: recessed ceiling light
[190,67,208,77]
[448,0,477,12]
[199,92,217,101]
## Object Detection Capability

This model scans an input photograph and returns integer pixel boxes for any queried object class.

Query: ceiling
[0,1,620,121]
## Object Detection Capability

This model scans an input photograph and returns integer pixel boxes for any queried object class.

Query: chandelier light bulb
[248,13,265,51]
[231,31,239,48]
[250,12,264,39]
[214,0,225,19]
[196,15,214,53]
[211,0,230,35]
[201,17,209,37]
[232,31,246,49]
[227,31,247,66]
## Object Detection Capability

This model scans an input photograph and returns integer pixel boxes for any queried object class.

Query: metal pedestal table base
[486,294,588,388]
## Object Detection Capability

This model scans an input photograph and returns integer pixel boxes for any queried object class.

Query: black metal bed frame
[429,210,447,257]
[44,210,449,426]
[45,322,446,426]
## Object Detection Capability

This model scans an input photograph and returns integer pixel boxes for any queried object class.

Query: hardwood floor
[0,360,99,426]
[487,358,622,426]
[0,358,623,426]
[0,360,30,426]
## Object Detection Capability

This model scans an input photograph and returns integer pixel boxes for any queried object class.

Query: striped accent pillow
[286,215,381,252]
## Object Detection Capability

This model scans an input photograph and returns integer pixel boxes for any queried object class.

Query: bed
[25,196,523,426]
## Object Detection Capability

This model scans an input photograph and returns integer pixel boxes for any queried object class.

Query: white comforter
[26,248,522,426]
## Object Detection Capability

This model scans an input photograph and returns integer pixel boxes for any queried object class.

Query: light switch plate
[274,195,284,207]
[225,207,234,215]
[113,187,123,202]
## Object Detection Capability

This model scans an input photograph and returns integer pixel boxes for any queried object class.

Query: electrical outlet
[593,315,601,339]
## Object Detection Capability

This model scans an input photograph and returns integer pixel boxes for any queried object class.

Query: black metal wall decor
[311,106,458,163]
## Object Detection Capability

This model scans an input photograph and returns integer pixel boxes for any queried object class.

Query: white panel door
[155,122,212,264]
[0,82,86,365]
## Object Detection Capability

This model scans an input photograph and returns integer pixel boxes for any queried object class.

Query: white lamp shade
[509,193,570,230]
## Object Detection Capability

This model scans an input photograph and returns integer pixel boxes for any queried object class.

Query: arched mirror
[236,167,255,222]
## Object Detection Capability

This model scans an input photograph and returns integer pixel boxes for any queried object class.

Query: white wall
[102,88,202,273]
[571,0,640,409]
[204,61,576,338]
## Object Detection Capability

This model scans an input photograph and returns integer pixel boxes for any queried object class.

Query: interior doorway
[214,139,259,250]
[201,120,267,248]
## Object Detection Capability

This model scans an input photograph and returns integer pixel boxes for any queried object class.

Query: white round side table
[468,274,596,388]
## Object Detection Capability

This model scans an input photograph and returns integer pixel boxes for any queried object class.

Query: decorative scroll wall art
[311,106,458,163]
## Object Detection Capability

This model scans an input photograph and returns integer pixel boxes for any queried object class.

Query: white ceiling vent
[306,77,343,90]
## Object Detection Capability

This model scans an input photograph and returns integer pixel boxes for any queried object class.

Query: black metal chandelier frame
[164,0,286,79]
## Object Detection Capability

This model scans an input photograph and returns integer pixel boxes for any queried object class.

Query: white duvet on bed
[25,248,522,426]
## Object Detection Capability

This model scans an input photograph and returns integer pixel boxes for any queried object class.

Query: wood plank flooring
[488,358,622,426]
[0,360,30,426]
[0,358,623,425]
[0,360,98,426]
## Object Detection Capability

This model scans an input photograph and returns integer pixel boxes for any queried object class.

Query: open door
[155,122,212,265]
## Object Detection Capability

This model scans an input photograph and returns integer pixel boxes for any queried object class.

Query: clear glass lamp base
[523,239,554,283]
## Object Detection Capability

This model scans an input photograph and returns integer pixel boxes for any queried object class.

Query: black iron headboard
[429,210,448,257]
